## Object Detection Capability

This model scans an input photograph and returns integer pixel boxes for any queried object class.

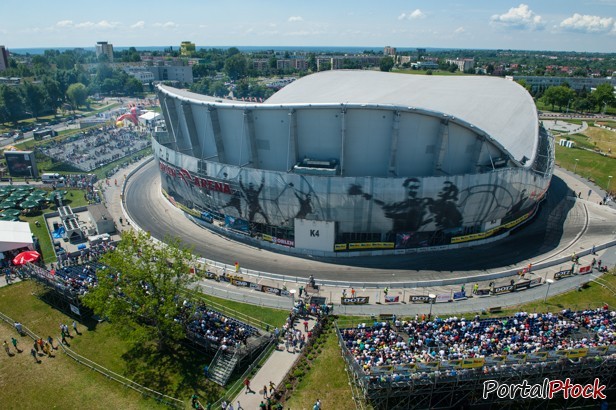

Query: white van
[41,173,65,185]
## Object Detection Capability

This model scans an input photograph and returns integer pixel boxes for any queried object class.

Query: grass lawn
[284,326,356,410]
[0,282,169,409]
[555,144,616,190]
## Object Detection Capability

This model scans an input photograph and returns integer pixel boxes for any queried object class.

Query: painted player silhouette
[240,175,269,224]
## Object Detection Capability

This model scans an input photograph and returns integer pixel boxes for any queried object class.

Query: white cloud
[56,20,119,30]
[56,20,73,27]
[130,21,145,29]
[153,21,179,29]
[454,26,465,34]
[490,4,544,30]
[559,13,615,33]
[288,16,303,22]
[398,9,426,20]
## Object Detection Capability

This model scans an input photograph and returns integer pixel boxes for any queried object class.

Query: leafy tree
[591,83,615,112]
[66,83,88,109]
[209,81,228,98]
[224,54,248,81]
[0,85,25,124]
[307,53,317,71]
[23,81,48,119]
[125,77,144,96]
[227,47,240,57]
[42,76,64,114]
[542,86,575,111]
[379,57,394,72]
[83,230,196,352]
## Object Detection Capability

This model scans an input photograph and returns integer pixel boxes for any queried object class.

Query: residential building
[446,58,475,72]
[253,59,269,72]
[95,41,114,62]
[147,63,194,84]
[0,46,9,72]
[410,61,439,70]
[507,75,616,92]
[384,46,396,56]
[123,66,155,83]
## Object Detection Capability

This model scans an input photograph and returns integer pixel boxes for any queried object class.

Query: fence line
[0,309,184,409]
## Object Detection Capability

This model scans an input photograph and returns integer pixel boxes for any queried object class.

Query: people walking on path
[30,347,40,363]
[243,377,255,394]
[262,385,268,398]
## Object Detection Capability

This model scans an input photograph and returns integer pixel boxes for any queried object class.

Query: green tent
[0,215,19,221]
[0,208,21,217]
[0,200,17,209]
[14,185,34,192]
[19,200,39,209]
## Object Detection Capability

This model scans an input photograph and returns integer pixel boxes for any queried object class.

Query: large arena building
[153,70,554,255]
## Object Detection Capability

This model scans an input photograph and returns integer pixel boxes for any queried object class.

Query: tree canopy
[83,230,196,352]
[379,57,394,72]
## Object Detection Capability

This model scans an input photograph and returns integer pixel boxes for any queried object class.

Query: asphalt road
[125,160,615,282]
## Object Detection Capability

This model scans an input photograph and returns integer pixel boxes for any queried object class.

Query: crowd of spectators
[40,127,150,172]
[341,309,616,376]
[183,301,259,349]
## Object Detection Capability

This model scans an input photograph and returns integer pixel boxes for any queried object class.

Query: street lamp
[573,159,579,174]
[608,176,613,192]
[428,293,436,319]
[544,279,555,302]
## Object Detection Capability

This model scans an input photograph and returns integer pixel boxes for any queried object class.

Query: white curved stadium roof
[266,70,538,165]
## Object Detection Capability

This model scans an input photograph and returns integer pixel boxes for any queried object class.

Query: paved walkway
[234,317,318,409]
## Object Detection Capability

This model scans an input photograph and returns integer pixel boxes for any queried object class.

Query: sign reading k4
[295,219,335,252]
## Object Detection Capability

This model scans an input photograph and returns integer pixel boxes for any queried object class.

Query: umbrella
[0,186,15,193]
[0,216,19,221]
[19,200,39,209]
[15,185,34,191]
[12,250,41,266]
[0,200,17,209]
[0,208,21,217]
[31,189,47,196]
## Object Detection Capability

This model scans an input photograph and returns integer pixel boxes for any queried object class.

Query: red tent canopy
[12,250,41,266]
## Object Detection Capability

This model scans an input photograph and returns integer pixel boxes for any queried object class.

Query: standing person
[3,340,10,355]
[30,347,39,363]
[11,337,21,353]
[269,381,276,396]
[236,401,244,410]
[72,320,79,335]
[47,336,55,350]
[303,320,309,332]
[14,321,23,336]
[351,287,356,298]
[263,385,268,399]
[342,288,347,298]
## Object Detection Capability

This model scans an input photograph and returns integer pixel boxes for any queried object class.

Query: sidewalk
[234,317,318,409]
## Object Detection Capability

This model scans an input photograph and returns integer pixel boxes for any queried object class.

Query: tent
[0,220,34,252]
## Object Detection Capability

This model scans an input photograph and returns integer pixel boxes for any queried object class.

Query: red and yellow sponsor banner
[348,242,395,250]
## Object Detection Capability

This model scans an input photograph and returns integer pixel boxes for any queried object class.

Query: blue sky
[3,0,616,52]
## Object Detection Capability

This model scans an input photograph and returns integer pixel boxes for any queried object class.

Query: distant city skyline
[2,0,616,53]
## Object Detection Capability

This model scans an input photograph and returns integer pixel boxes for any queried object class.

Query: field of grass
[555,144,616,190]
[0,282,169,409]
[284,326,356,410]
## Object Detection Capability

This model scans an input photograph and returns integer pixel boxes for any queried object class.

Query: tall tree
[591,83,615,112]
[0,85,25,124]
[66,83,88,109]
[224,54,248,81]
[23,81,48,119]
[83,230,196,352]
[379,57,394,72]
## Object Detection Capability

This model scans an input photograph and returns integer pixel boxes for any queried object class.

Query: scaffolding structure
[336,324,616,409]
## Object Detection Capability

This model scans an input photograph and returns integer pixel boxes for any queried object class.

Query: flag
[384,295,399,303]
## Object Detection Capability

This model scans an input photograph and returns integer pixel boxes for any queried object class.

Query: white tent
[138,111,162,126]
[0,221,34,252]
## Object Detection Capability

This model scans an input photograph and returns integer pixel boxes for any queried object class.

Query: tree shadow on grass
[122,340,222,402]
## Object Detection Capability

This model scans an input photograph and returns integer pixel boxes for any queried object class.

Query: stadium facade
[153,71,554,255]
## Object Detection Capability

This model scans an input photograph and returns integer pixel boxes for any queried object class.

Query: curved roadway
[125,160,615,283]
